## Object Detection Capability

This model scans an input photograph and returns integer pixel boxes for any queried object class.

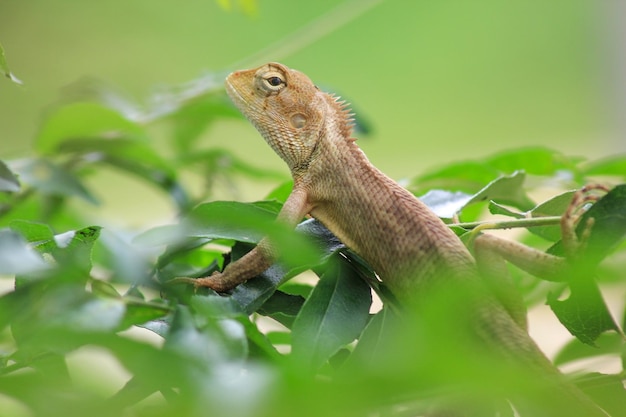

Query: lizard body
[191,63,607,415]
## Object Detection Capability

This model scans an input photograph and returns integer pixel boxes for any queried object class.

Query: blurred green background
[0,0,622,223]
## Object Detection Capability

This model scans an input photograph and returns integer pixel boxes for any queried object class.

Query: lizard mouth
[224,78,247,108]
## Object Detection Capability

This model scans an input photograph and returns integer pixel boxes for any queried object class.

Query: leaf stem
[452,216,562,231]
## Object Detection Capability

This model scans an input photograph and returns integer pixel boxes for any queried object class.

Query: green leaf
[9,158,98,204]
[291,255,372,369]
[0,42,23,85]
[0,160,20,192]
[549,184,626,265]
[466,171,534,211]
[0,229,48,274]
[547,278,619,346]
[258,290,306,328]
[36,102,146,154]
[525,191,576,241]
[488,201,524,218]
[9,220,54,244]
[44,226,102,281]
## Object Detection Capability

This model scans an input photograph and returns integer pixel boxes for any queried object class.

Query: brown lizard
[185,62,609,415]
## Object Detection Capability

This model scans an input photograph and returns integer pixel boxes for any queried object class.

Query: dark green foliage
[1,69,626,417]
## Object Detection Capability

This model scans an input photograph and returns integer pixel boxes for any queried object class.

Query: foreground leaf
[291,255,371,369]
[0,160,20,192]
[0,229,47,274]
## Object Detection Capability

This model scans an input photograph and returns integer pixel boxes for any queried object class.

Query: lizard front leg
[183,187,312,292]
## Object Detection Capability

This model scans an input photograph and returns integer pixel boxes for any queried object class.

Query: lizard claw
[561,184,609,259]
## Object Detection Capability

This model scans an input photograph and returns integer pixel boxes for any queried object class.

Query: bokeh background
[1,0,624,223]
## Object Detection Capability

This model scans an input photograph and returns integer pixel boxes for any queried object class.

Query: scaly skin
[188,62,607,416]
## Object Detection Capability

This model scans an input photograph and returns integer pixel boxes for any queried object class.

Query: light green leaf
[582,155,626,179]
[486,147,578,177]
[9,219,54,244]
[466,170,534,211]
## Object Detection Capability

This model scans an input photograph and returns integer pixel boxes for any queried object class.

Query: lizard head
[225,62,353,173]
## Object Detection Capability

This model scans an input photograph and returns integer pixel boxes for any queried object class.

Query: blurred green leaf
[165,305,247,366]
[52,226,102,273]
[58,137,173,173]
[182,148,286,182]
[0,228,48,274]
[36,102,146,154]
[291,255,371,369]
[576,373,626,417]
[347,307,396,365]
[411,161,500,195]
[9,158,98,204]
[185,200,281,244]
[0,160,20,192]
[265,180,293,203]
[553,332,624,366]
[168,97,240,154]
[582,155,626,179]
[486,147,579,177]
[0,42,23,85]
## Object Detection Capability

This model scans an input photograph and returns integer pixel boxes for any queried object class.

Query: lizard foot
[561,184,610,259]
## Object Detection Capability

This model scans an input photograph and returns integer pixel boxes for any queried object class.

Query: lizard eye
[267,76,283,86]
[260,72,287,92]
